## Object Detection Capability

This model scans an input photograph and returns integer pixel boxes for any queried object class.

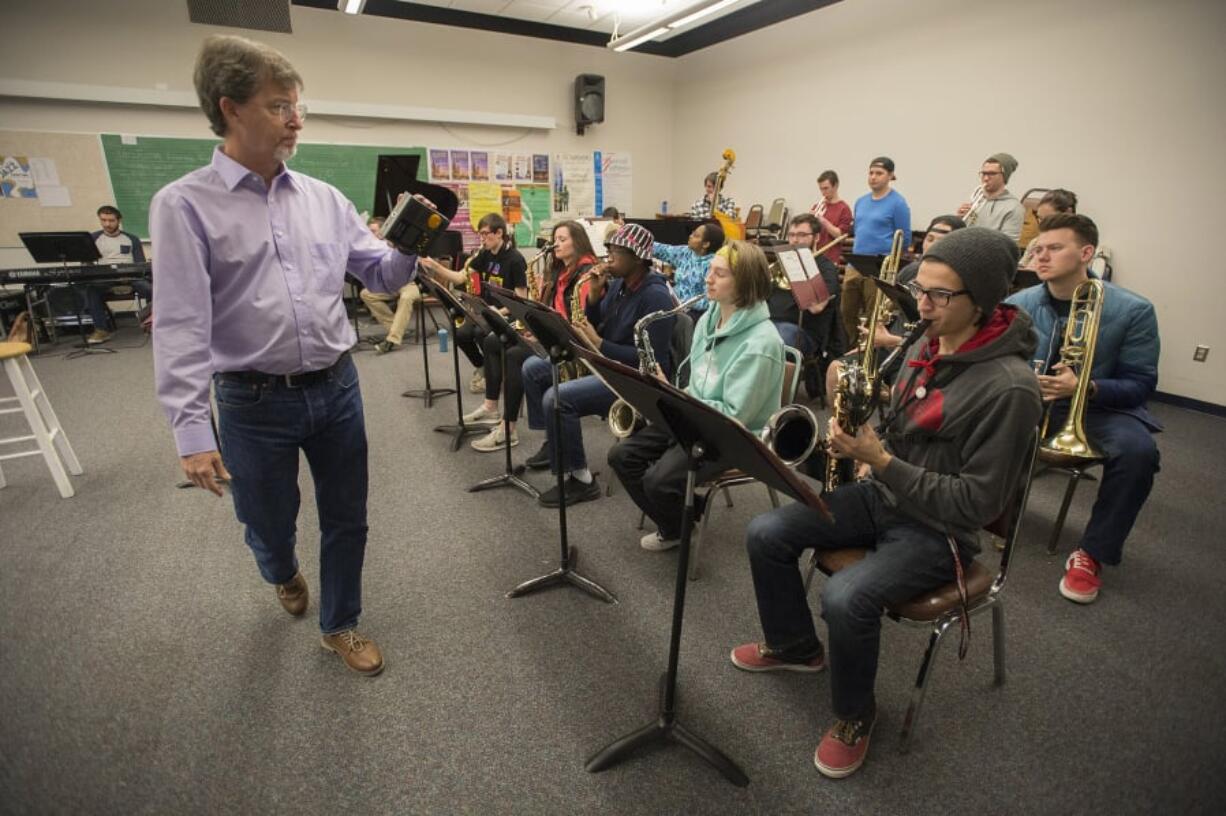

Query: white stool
[0,341,83,498]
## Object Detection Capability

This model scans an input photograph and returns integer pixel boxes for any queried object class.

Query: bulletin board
[0,130,115,248]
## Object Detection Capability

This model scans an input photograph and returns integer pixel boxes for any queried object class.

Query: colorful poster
[467,182,502,229]
[552,152,596,217]
[451,150,471,181]
[441,183,479,252]
[513,154,532,182]
[515,186,552,248]
[598,151,632,215]
[471,151,489,181]
[429,149,450,181]
[1,156,37,198]
[532,154,549,184]
[493,152,512,181]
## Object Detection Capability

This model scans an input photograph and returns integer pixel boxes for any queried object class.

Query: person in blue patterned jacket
[652,221,724,319]
[1007,212,1161,605]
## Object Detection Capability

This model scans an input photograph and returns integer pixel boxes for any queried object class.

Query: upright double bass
[709,149,745,241]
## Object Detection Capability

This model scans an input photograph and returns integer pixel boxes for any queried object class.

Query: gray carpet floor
[2,322,1224,815]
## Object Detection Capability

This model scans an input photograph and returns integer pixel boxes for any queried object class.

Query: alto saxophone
[608,295,702,439]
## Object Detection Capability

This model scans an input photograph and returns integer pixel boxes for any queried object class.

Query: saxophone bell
[762,403,821,467]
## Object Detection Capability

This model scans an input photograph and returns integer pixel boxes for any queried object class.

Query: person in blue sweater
[841,156,910,343]
[608,240,785,551]
[521,223,675,507]
[1006,213,1161,604]
[652,221,724,317]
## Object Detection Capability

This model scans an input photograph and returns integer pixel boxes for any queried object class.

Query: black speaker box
[575,74,605,134]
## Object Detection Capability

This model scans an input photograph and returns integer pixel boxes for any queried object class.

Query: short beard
[273,143,297,163]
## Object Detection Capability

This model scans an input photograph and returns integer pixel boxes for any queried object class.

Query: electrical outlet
[1193,345,1209,362]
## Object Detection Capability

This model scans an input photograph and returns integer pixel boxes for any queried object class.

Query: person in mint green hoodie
[608,240,785,552]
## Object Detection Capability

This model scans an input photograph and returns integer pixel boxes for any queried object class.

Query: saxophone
[824,228,905,492]
[607,295,702,439]
[523,241,555,302]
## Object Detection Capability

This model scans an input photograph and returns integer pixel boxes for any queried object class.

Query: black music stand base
[468,344,539,499]
[431,323,485,451]
[65,343,117,360]
[402,296,454,407]
[586,673,748,787]
[505,357,615,604]
[585,444,747,787]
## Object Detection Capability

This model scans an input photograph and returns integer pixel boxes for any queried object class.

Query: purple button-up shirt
[151,147,417,456]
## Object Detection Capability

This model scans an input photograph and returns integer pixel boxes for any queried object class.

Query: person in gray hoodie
[730,227,1043,779]
[608,240,785,552]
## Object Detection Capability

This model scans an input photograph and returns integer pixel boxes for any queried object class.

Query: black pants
[481,333,534,422]
[455,320,486,368]
[607,424,720,540]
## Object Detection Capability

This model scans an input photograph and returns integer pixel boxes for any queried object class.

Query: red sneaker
[815,712,876,779]
[730,642,825,673]
[1060,549,1102,604]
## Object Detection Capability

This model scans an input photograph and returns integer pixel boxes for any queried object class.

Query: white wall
[671,0,1226,405]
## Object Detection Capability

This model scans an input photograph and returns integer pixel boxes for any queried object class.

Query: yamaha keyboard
[0,261,151,286]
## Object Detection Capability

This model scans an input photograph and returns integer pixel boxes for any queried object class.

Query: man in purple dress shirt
[151,35,417,676]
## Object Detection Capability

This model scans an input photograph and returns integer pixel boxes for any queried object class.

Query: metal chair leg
[1047,468,1082,554]
[991,601,1006,686]
[802,550,819,593]
[722,484,734,508]
[766,485,781,509]
[898,617,954,753]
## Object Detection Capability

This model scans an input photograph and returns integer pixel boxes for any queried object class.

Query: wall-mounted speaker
[575,74,605,136]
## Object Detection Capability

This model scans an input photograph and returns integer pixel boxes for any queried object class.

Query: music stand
[415,275,487,450]
[576,347,829,787]
[844,252,887,280]
[488,290,616,605]
[19,231,111,358]
[455,291,539,500]
[401,274,457,407]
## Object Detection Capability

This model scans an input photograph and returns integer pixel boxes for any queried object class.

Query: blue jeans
[1049,406,1160,565]
[83,279,151,331]
[746,481,968,720]
[521,355,616,473]
[215,354,369,634]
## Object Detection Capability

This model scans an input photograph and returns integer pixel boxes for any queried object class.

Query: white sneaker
[462,404,501,426]
[640,531,680,552]
[469,370,486,393]
[472,425,517,452]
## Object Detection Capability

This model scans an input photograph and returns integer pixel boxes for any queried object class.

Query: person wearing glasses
[731,227,1042,779]
[957,153,1026,242]
[152,35,424,677]
[769,213,840,361]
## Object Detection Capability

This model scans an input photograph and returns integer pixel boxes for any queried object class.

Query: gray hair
[193,35,303,137]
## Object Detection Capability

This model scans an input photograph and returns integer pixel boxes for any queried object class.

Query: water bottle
[660,199,668,214]
[438,328,449,353]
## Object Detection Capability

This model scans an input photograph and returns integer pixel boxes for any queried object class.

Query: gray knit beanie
[987,152,1018,182]
[921,227,1019,315]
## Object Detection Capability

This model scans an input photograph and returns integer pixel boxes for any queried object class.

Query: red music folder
[774,246,829,311]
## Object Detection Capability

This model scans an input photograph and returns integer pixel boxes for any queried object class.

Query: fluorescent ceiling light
[607,0,748,52]
[667,0,740,29]
[339,0,367,15]
[611,26,669,52]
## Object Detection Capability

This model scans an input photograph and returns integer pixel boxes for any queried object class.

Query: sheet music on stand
[769,245,829,311]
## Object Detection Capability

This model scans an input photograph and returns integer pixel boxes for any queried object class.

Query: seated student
[768,213,840,359]
[419,213,528,391]
[82,205,149,345]
[601,206,625,241]
[732,227,1042,779]
[957,152,1026,240]
[521,223,674,507]
[608,240,784,551]
[463,219,593,452]
[652,222,724,318]
[1006,213,1161,604]
[357,215,423,353]
[1019,189,1077,270]
[689,172,737,219]
[824,214,966,399]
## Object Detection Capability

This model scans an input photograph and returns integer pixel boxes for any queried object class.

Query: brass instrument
[608,295,702,439]
[964,184,987,226]
[762,403,821,466]
[1038,278,1105,465]
[825,228,904,492]
[570,268,600,327]
[524,241,555,302]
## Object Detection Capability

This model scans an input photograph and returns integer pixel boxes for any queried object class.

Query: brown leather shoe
[275,572,309,616]
[321,630,384,676]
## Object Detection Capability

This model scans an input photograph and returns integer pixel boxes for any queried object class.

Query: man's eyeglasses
[905,282,970,307]
[268,102,307,122]
[477,230,493,238]
[978,170,1002,178]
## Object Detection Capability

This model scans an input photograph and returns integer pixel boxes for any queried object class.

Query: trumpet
[963,185,987,226]
[608,295,702,439]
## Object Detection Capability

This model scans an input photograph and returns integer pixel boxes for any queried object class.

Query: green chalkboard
[100,134,426,237]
